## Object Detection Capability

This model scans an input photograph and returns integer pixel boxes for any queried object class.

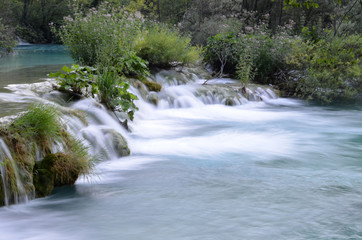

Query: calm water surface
[0,45,361,240]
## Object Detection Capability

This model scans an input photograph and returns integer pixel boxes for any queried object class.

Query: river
[0,45,362,240]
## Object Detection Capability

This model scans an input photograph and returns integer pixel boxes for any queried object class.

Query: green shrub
[286,34,362,103]
[204,32,241,77]
[204,17,293,82]
[135,24,201,68]
[49,65,97,96]
[97,69,139,120]
[0,18,16,55]
[55,2,144,75]
[50,65,139,121]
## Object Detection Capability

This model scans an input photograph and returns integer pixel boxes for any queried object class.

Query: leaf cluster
[286,34,362,103]
[49,65,97,95]
[50,65,139,121]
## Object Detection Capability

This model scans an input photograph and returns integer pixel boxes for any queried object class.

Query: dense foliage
[50,65,139,120]
[0,18,16,54]
[1,0,361,104]
[135,24,201,68]
[286,35,362,103]
[1,104,94,201]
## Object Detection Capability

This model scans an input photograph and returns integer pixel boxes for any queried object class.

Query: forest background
[0,0,361,103]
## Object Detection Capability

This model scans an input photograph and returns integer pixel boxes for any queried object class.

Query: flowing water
[0,45,362,240]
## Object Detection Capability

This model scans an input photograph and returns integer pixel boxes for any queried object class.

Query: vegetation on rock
[0,104,94,205]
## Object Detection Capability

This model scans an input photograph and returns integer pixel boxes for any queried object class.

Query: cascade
[16,37,31,46]
[0,139,29,206]
[0,66,280,206]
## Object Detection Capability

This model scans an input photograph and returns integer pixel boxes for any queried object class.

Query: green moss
[33,169,55,198]
[144,80,162,92]
[136,76,162,92]
[0,176,4,206]
[33,150,92,197]
[0,105,94,203]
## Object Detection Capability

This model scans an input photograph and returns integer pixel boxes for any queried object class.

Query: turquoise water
[0,44,73,73]
[0,44,73,117]
[0,45,362,240]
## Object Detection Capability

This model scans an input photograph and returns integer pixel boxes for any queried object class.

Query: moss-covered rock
[33,152,89,198]
[135,75,162,92]
[144,79,162,92]
[33,154,57,197]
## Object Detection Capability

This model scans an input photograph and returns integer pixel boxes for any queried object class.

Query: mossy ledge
[0,104,94,206]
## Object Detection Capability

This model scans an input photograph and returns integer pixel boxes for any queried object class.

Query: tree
[0,18,16,55]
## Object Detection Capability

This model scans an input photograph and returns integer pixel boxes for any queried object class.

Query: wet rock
[33,154,57,198]
[33,153,83,198]
[130,79,149,100]
[147,92,159,106]
[144,79,162,92]
[224,98,236,106]
[102,129,130,157]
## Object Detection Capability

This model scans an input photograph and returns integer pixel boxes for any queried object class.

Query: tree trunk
[22,0,31,24]
[157,0,161,22]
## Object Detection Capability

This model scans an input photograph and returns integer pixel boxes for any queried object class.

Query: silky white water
[0,45,361,240]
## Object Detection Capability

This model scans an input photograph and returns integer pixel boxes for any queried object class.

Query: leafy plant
[97,70,139,120]
[121,51,150,77]
[49,65,97,96]
[54,1,144,75]
[204,32,241,77]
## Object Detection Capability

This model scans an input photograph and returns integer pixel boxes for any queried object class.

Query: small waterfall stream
[1,45,362,240]
[0,68,279,206]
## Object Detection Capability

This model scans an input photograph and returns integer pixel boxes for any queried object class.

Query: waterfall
[0,139,29,206]
[16,37,31,46]
[0,67,280,206]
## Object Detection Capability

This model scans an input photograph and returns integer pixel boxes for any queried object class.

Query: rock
[33,154,56,198]
[144,79,162,92]
[147,92,159,106]
[33,168,55,198]
[102,129,130,157]
[224,98,236,106]
[33,153,83,198]
[130,79,149,100]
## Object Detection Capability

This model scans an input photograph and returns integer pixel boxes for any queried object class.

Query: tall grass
[9,104,61,145]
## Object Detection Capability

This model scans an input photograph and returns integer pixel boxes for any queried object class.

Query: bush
[55,2,144,75]
[50,65,139,121]
[97,69,139,120]
[0,18,16,55]
[204,32,241,77]
[204,15,295,82]
[286,34,362,103]
[135,24,201,68]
